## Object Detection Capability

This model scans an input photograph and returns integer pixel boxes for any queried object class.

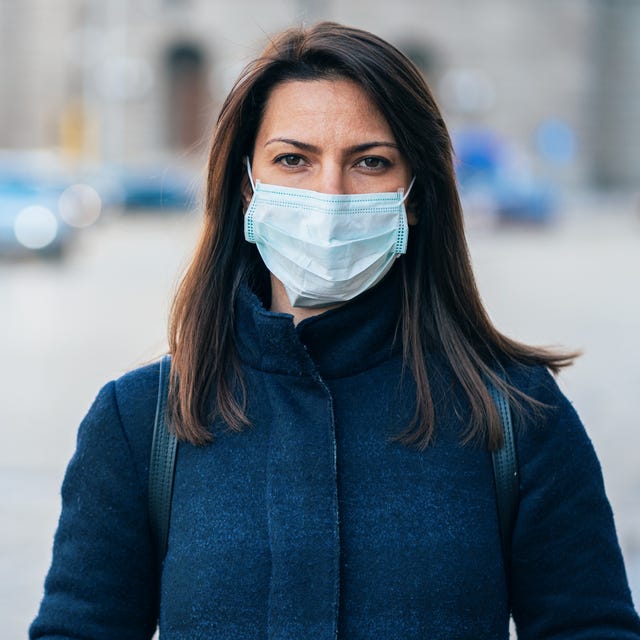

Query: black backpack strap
[488,380,519,565]
[148,354,178,569]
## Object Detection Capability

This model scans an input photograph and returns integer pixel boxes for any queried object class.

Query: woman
[31,22,639,639]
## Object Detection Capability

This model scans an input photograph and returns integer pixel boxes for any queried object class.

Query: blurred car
[453,128,558,225]
[0,151,102,259]
[86,163,200,212]
[0,181,72,258]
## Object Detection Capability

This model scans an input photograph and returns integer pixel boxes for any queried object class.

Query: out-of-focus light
[14,206,58,249]
[439,68,496,115]
[59,184,102,228]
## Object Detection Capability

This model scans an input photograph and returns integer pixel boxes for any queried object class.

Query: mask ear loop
[245,156,256,192]
[399,176,416,204]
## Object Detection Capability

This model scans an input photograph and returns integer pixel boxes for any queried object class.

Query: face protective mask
[244,158,414,308]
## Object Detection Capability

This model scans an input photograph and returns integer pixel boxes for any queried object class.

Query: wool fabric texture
[31,272,640,639]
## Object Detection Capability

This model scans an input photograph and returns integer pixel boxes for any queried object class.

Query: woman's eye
[277,154,304,167]
[357,157,389,169]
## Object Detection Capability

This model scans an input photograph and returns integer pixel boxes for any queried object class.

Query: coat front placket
[263,350,340,640]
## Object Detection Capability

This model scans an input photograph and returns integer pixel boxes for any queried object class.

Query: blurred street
[1,198,639,637]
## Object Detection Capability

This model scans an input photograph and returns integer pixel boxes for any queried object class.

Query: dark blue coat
[30,274,640,639]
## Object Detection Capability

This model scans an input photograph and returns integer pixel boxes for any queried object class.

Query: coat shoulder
[502,362,572,422]
[113,359,162,416]
[109,358,164,470]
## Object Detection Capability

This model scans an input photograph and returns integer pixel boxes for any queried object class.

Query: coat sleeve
[510,367,640,638]
[29,380,158,640]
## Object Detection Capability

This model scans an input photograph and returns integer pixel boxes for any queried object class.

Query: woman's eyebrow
[264,138,320,152]
[264,137,400,153]
[348,141,400,153]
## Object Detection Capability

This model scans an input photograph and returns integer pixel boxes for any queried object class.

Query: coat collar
[234,266,403,379]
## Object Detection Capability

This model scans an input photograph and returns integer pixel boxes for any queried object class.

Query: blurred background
[1,0,639,636]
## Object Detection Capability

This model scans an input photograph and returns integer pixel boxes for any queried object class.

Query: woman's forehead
[255,78,396,148]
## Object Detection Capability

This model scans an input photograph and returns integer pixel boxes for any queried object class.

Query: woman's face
[245,78,413,207]
[244,77,414,321]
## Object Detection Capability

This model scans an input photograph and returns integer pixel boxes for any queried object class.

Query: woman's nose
[314,165,347,194]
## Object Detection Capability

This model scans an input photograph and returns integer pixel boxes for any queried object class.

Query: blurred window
[166,43,208,151]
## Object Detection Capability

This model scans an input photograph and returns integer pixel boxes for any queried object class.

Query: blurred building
[590,0,640,189]
[0,0,638,189]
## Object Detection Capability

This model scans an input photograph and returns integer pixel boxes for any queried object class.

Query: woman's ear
[240,168,253,210]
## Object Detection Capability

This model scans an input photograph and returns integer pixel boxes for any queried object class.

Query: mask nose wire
[245,156,256,192]
[400,176,416,205]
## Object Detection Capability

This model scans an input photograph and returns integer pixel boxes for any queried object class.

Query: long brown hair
[169,22,576,449]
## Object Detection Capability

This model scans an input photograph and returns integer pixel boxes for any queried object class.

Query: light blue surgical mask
[244,158,414,308]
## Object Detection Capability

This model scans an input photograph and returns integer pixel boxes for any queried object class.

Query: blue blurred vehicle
[0,151,104,259]
[453,128,558,225]
[119,166,198,210]
[0,154,74,258]
[88,164,199,212]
